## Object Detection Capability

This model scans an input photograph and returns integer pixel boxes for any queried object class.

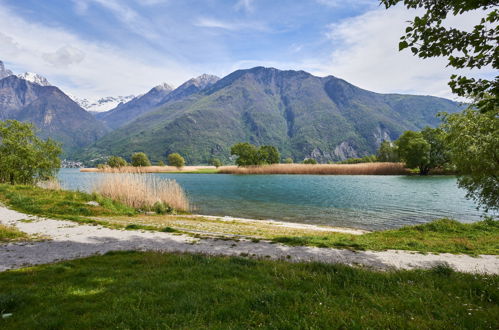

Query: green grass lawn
[273,218,499,255]
[0,251,497,329]
[0,184,136,220]
[0,224,30,242]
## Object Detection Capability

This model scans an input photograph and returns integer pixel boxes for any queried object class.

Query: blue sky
[0,0,491,100]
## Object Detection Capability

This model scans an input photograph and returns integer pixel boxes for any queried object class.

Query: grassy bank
[0,184,136,220]
[218,163,409,175]
[1,184,497,255]
[0,251,497,329]
[0,224,30,242]
[273,218,499,255]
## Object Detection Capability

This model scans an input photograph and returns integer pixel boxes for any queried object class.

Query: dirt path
[1,206,498,274]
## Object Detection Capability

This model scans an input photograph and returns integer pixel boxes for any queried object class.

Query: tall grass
[82,166,213,173]
[36,178,62,190]
[218,163,409,175]
[93,174,189,212]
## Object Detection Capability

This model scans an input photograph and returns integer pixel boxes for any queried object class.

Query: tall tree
[381,0,498,111]
[395,131,431,174]
[442,107,498,211]
[0,120,61,185]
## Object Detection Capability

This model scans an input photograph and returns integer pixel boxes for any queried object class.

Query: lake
[58,168,483,230]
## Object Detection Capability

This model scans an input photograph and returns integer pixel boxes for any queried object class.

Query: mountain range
[0,61,107,152]
[82,67,463,164]
[0,61,464,164]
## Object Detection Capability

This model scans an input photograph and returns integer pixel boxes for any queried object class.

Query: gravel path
[1,206,498,274]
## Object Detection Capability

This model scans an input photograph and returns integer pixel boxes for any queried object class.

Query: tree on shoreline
[131,152,151,167]
[0,120,61,185]
[168,153,185,169]
[230,143,281,166]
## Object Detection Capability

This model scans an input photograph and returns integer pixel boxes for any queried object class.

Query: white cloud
[0,5,194,99]
[312,6,494,99]
[194,17,270,32]
[74,0,161,40]
[43,46,86,67]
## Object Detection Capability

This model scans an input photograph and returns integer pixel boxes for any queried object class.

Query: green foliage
[284,157,293,164]
[107,156,127,168]
[231,143,258,166]
[395,131,431,174]
[442,107,499,211]
[0,120,61,185]
[337,155,377,164]
[381,0,498,112]
[131,152,151,167]
[0,251,497,329]
[231,143,280,166]
[420,126,450,170]
[273,218,499,255]
[157,160,165,166]
[257,145,280,165]
[167,153,185,168]
[210,158,222,168]
[377,141,399,162]
[303,158,318,165]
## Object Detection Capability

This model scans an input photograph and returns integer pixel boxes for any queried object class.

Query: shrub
[210,158,222,168]
[107,156,127,168]
[131,152,151,167]
[284,158,293,164]
[303,158,318,165]
[168,153,185,169]
[158,160,165,166]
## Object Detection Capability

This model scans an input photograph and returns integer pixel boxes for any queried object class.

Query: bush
[107,156,127,168]
[131,152,151,167]
[168,153,185,169]
[303,158,318,165]
[158,160,165,166]
[284,158,293,164]
[210,158,222,168]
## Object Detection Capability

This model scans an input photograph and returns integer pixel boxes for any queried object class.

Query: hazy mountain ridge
[82,67,463,164]
[96,75,220,130]
[0,74,108,152]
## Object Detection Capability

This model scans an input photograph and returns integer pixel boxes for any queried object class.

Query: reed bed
[36,178,62,190]
[218,163,409,175]
[93,173,189,211]
[81,166,213,173]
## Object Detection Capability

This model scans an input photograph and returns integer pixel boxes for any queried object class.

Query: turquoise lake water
[58,169,483,230]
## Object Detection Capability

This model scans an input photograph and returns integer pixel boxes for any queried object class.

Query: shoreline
[182,214,369,235]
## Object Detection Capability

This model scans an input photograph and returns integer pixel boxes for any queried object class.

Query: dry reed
[36,178,62,190]
[81,166,212,173]
[218,163,409,175]
[93,173,189,211]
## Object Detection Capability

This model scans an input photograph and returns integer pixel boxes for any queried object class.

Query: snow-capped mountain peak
[68,94,137,112]
[17,72,51,86]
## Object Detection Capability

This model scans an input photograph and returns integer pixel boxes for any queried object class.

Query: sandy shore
[1,206,498,274]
